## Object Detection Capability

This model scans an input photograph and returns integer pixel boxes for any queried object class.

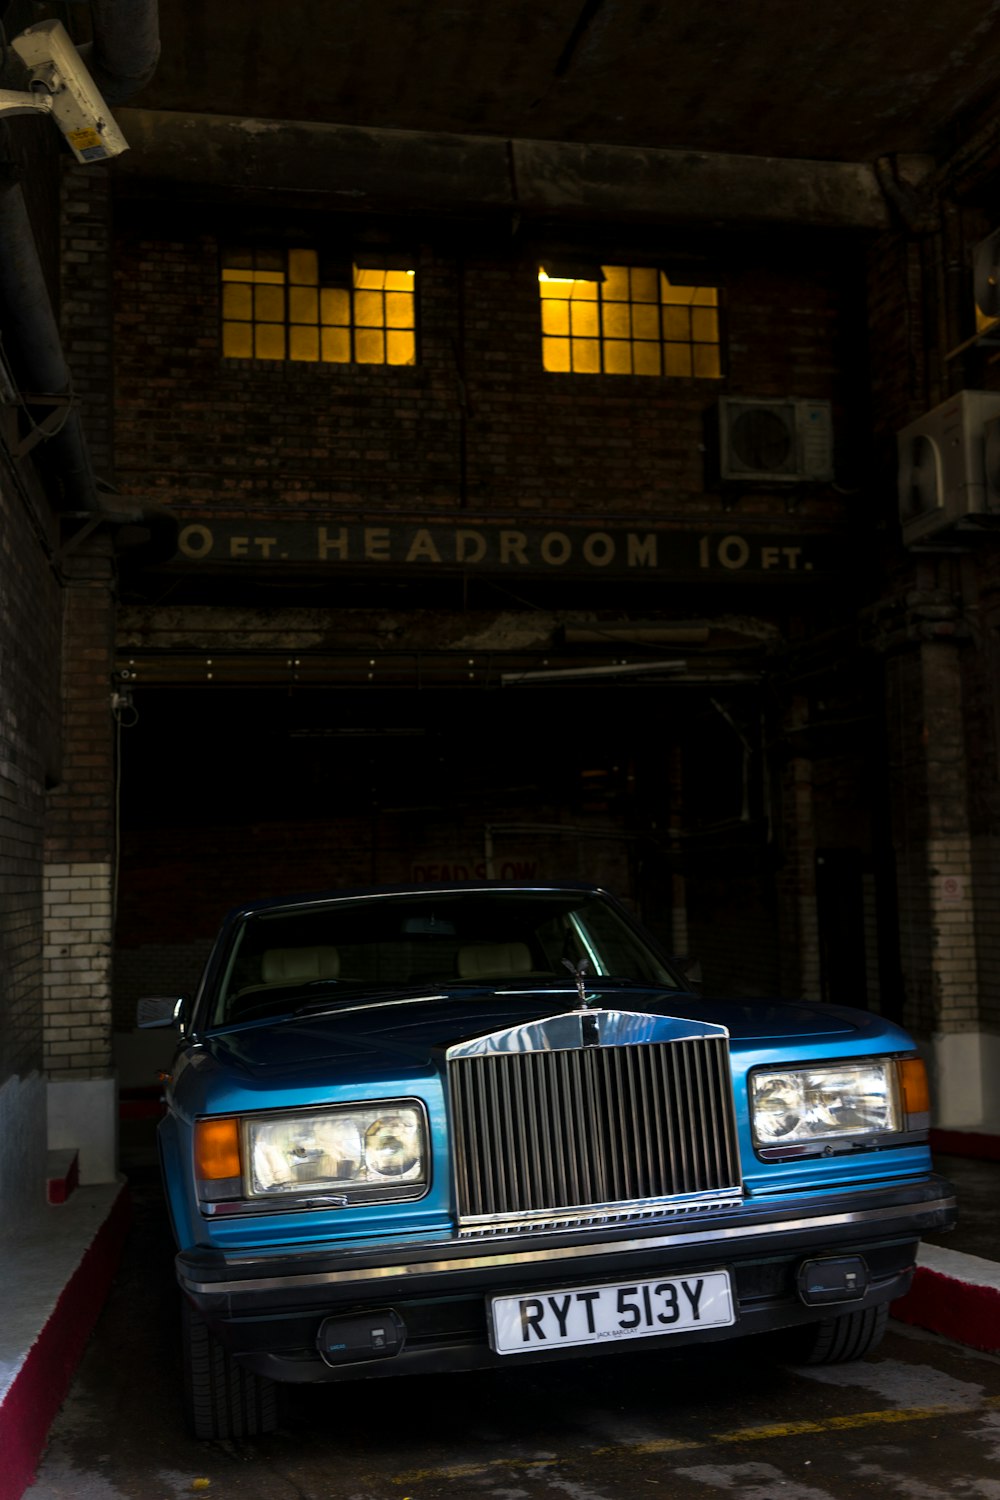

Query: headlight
[364,1114,422,1178]
[195,1102,428,1208]
[247,1105,426,1196]
[750,1059,901,1152]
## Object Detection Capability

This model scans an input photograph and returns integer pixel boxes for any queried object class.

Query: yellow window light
[222,322,252,359]
[221,248,417,366]
[537,261,721,379]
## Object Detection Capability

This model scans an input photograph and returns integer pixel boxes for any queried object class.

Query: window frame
[220,246,418,368]
[538,262,724,380]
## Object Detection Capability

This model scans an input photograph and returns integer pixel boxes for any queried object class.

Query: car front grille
[448,1035,742,1231]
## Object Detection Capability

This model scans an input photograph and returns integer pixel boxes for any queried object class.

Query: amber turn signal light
[194,1117,241,1180]
[897,1056,931,1127]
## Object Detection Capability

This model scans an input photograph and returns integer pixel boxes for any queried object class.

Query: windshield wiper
[213,974,676,1032]
[291,983,456,1016]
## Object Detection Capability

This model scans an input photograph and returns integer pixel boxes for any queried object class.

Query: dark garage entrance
[111,671,780,1028]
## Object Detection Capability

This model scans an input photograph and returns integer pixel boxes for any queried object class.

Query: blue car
[148,881,956,1439]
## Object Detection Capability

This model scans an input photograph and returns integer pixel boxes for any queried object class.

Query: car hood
[198,985,904,1080]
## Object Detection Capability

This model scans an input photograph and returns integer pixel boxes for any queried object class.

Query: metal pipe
[0,171,176,562]
[0,4,173,564]
[81,0,161,105]
[501,659,687,685]
[0,170,97,508]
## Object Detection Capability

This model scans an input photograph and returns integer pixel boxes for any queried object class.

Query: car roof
[223,879,610,923]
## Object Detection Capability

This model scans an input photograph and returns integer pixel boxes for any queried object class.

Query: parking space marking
[384,1456,563,1485]
[383,1395,1000,1487]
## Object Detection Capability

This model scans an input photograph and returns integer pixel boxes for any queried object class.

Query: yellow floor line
[386,1394,1000,1484]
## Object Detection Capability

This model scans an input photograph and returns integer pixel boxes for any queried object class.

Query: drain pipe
[0,1,173,559]
[81,0,161,105]
[0,167,97,509]
[0,171,176,561]
[0,177,177,564]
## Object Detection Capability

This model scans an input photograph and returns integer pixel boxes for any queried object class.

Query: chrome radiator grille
[449,1036,741,1228]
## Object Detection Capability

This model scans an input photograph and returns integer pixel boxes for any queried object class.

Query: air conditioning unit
[897,389,1000,545]
[717,398,834,483]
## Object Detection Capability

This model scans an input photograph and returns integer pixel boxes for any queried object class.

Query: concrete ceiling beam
[114,108,892,231]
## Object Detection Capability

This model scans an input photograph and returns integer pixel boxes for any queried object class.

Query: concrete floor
[22,1168,1000,1500]
[2,1126,991,1500]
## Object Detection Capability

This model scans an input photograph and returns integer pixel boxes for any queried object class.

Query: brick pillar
[43,547,118,1182]
[0,462,61,1219]
[885,631,984,1127]
[40,157,120,1183]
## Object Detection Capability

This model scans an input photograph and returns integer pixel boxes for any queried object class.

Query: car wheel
[796,1302,889,1365]
[181,1297,279,1439]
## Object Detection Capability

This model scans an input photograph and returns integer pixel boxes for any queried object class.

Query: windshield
[208,888,680,1027]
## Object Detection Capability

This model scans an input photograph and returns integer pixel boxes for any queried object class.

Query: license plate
[489,1269,734,1354]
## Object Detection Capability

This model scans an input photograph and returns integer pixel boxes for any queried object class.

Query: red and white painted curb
[0,1184,130,1500]
[893,1242,1000,1353]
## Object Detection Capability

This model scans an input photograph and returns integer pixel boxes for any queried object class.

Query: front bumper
[177,1173,956,1381]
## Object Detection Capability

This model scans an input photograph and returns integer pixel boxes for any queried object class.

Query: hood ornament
[563,958,596,1008]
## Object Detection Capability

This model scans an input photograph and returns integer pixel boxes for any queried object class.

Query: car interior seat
[455,941,535,980]
[261,946,341,984]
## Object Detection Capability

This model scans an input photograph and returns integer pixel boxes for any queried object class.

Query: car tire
[181,1297,279,1439]
[797,1302,890,1365]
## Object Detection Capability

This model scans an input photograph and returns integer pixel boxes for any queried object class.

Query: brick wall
[862,872,881,1010]
[864,209,1000,1054]
[114,939,214,1027]
[866,231,932,440]
[686,871,780,997]
[101,206,880,1023]
[779,753,821,1002]
[109,211,860,521]
[60,163,114,477]
[111,677,790,1008]
[42,861,113,1077]
[0,81,114,1198]
[112,806,635,1024]
[963,576,1000,1032]
[45,560,116,866]
[882,632,979,1040]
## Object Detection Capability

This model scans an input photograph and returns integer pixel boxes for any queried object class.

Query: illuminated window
[539,265,722,378]
[221,249,416,365]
